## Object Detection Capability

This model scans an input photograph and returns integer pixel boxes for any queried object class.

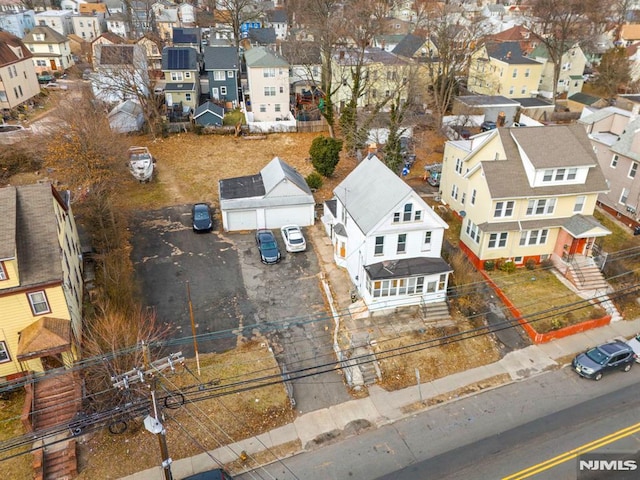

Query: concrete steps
[420,301,453,324]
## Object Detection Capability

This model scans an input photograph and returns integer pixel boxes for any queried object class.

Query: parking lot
[130,205,351,412]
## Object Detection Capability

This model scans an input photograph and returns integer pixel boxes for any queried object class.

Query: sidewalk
[121,224,640,479]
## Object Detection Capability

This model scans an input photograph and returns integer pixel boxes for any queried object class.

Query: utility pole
[110,346,183,480]
[186,280,201,376]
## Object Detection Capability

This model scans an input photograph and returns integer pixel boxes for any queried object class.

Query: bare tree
[528,0,591,100]
[295,0,346,138]
[91,44,164,137]
[594,46,632,97]
[217,0,266,51]
[418,1,487,128]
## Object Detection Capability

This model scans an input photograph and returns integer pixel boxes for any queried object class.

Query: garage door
[226,210,257,231]
[265,206,312,228]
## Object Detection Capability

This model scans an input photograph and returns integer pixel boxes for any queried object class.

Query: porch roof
[17,317,72,361]
[562,214,611,238]
[365,257,452,280]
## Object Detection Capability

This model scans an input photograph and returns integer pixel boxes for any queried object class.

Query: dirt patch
[0,391,32,480]
[375,317,501,392]
[76,341,294,479]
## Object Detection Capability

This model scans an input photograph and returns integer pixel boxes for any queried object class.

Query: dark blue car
[255,229,281,264]
[192,203,213,232]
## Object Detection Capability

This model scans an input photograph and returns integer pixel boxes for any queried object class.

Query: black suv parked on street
[572,340,636,380]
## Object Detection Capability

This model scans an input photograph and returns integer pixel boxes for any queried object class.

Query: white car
[280,225,306,252]
[627,334,640,363]
[44,82,68,91]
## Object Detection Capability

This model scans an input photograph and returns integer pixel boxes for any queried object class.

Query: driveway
[130,206,351,413]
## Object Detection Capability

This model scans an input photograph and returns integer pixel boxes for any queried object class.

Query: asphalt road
[238,364,640,480]
[130,206,351,412]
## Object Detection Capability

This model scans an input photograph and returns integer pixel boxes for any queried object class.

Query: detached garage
[219,157,316,232]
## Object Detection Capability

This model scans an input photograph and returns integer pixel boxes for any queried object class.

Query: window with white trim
[629,162,638,179]
[455,158,462,174]
[397,234,407,253]
[423,231,432,249]
[574,195,586,213]
[259,104,266,112]
[519,229,548,246]
[28,291,50,315]
[451,184,458,200]
[465,219,480,243]
[275,104,281,112]
[0,341,9,363]
[403,203,412,221]
[374,236,384,255]
[512,68,518,78]
[471,189,476,205]
[611,155,619,168]
[213,71,225,81]
[185,72,192,79]
[227,70,234,78]
[620,188,630,204]
[526,198,556,215]
[263,68,275,77]
[414,210,422,221]
[220,86,227,95]
[494,200,514,218]
[0,262,6,280]
[170,72,183,81]
[488,232,508,248]
[264,86,276,96]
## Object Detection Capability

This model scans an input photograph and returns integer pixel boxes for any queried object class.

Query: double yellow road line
[503,421,640,479]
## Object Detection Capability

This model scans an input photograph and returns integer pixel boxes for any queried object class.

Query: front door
[50,59,57,71]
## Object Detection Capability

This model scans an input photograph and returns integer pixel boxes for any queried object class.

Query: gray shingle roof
[486,41,542,65]
[365,257,452,280]
[610,117,640,161]
[334,155,413,234]
[478,125,609,199]
[0,184,64,289]
[244,46,288,68]
[203,46,239,70]
[23,25,68,44]
[391,33,426,58]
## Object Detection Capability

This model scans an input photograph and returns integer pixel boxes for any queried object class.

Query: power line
[1,284,637,463]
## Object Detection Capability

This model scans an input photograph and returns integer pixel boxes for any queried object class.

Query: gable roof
[610,116,640,161]
[17,317,72,360]
[261,157,312,195]
[267,9,287,23]
[194,101,224,119]
[247,28,277,45]
[279,41,321,65]
[23,25,68,44]
[244,46,288,68]
[203,45,239,70]
[485,41,541,65]
[0,183,65,290]
[162,46,198,70]
[476,126,609,200]
[392,33,427,58]
[108,99,143,118]
[0,31,32,66]
[335,155,447,234]
[92,31,127,45]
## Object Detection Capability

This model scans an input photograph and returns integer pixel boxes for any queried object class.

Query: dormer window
[542,167,579,183]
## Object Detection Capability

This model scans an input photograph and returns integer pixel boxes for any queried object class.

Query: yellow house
[331,47,415,111]
[467,41,544,99]
[439,124,611,274]
[0,184,83,383]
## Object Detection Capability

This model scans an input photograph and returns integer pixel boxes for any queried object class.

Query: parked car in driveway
[571,340,636,380]
[255,229,281,264]
[192,203,213,232]
[480,120,497,132]
[280,224,306,252]
[44,82,68,91]
[626,334,640,362]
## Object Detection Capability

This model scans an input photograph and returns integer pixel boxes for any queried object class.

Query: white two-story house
[23,25,74,74]
[244,46,290,122]
[322,154,452,312]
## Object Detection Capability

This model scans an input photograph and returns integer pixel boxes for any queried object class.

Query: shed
[107,100,144,133]
[194,101,225,126]
[219,157,315,231]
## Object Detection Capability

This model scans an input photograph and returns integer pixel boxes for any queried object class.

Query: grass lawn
[0,390,33,480]
[487,267,606,333]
